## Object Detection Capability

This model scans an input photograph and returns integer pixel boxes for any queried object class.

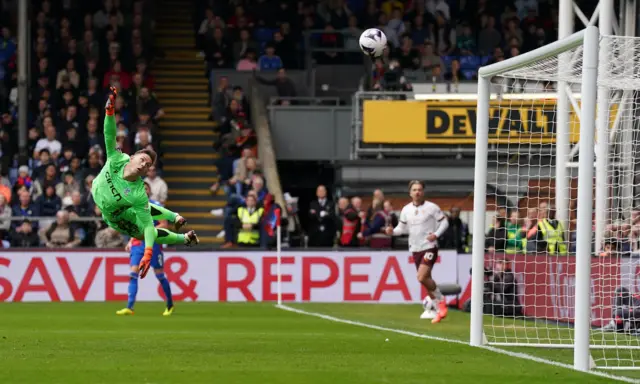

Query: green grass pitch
[0,302,637,383]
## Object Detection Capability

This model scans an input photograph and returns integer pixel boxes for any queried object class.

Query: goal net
[471,27,640,371]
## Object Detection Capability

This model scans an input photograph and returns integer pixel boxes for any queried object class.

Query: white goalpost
[471,24,640,372]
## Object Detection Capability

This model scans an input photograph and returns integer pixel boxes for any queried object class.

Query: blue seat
[442,55,455,68]
[255,28,275,44]
[459,55,480,70]
[480,56,492,65]
[461,69,476,80]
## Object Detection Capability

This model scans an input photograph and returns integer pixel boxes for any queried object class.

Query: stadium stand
[0,0,167,247]
[0,0,575,251]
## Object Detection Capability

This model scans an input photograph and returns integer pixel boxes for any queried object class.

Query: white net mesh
[481,34,640,371]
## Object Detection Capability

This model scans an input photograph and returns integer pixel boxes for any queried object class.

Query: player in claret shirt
[386,180,449,323]
[91,87,199,281]
[117,182,175,316]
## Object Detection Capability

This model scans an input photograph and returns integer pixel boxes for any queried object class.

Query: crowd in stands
[0,0,165,248]
[193,0,559,91]
[207,74,285,248]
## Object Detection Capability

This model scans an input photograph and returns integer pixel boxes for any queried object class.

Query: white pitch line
[276,304,639,384]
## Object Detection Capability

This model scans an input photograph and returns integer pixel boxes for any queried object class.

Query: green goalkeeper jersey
[91,114,151,227]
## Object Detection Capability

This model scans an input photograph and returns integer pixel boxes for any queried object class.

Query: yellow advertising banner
[362,100,584,145]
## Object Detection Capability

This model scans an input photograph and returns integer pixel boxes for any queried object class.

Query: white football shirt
[397,200,446,252]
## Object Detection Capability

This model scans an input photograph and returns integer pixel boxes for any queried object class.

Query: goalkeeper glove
[105,86,117,115]
[138,247,153,279]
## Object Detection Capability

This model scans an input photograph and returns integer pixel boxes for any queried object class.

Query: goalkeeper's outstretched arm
[104,86,120,159]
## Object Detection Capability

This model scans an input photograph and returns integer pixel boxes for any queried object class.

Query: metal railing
[268,97,341,106]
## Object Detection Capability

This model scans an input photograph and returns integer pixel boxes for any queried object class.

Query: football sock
[149,203,178,222]
[433,288,443,301]
[127,272,139,309]
[156,273,173,308]
[154,228,186,244]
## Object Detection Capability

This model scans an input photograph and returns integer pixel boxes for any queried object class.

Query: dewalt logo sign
[362,100,582,145]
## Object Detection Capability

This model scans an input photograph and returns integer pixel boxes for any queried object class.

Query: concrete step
[160,121,217,128]
[164,164,217,172]
[164,152,219,160]
[157,23,194,31]
[164,113,210,121]
[155,61,205,70]
[161,144,214,154]
[163,129,217,136]
[163,170,218,180]
[156,29,193,37]
[185,223,223,231]
[162,97,209,106]
[164,106,211,114]
[168,199,225,209]
[167,180,218,190]
[170,188,220,196]
[165,176,218,183]
[156,76,208,84]
[155,70,202,78]
[156,83,207,91]
[163,156,217,167]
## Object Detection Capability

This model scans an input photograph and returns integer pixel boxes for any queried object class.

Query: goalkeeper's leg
[149,202,188,231]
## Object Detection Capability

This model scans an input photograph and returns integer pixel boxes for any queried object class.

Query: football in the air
[359,28,387,58]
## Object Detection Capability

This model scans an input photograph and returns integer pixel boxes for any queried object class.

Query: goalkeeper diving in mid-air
[92,87,199,279]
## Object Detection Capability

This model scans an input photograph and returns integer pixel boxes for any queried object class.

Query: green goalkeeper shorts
[102,208,145,239]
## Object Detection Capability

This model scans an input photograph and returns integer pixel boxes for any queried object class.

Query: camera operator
[482,258,522,317]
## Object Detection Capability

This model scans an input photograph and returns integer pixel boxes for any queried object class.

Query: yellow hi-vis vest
[538,219,568,255]
[237,207,263,244]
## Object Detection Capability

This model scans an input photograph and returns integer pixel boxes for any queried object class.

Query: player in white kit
[386,180,450,323]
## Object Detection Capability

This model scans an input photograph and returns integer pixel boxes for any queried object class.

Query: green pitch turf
[0,302,636,384]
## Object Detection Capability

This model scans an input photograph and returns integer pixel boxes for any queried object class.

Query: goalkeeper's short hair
[135,148,157,165]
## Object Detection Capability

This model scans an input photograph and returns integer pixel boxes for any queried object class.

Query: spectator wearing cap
[15,165,33,192]
[10,219,39,247]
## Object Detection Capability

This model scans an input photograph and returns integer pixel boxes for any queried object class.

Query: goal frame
[469,26,599,372]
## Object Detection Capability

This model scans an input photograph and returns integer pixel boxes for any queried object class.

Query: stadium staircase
[154,0,224,246]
